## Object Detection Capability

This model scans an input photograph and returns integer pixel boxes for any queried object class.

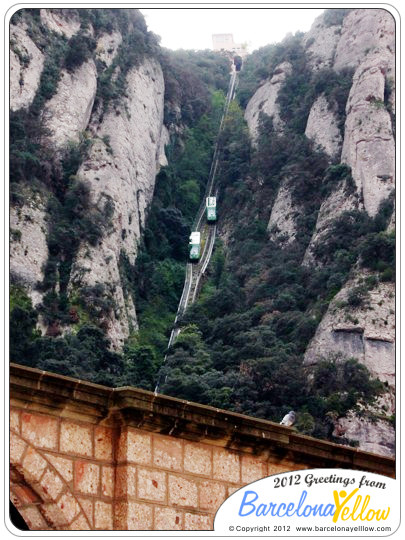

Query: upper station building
[212,33,248,57]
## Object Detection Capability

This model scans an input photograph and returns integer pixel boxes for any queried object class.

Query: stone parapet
[9,363,395,531]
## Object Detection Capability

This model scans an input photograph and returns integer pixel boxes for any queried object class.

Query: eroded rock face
[70,58,166,348]
[333,412,394,457]
[334,9,395,72]
[304,270,395,383]
[267,182,299,244]
[341,52,395,217]
[96,31,122,67]
[303,184,360,265]
[10,11,168,348]
[158,125,170,168]
[304,8,395,265]
[10,23,44,111]
[244,61,292,141]
[40,8,81,37]
[303,14,341,71]
[305,94,342,159]
[10,190,49,308]
[42,60,98,148]
[304,270,395,455]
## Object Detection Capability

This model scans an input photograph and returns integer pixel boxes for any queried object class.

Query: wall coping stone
[10,363,395,477]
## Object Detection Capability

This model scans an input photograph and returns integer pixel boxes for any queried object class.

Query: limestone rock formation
[333,9,395,72]
[10,10,169,349]
[10,23,44,111]
[303,14,396,453]
[42,60,98,148]
[243,8,396,455]
[304,269,395,455]
[267,182,299,244]
[305,8,395,260]
[333,412,394,457]
[303,13,341,71]
[305,94,342,160]
[304,270,395,384]
[96,31,122,67]
[69,58,166,348]
[341,52,395,217]
[40,8,81,37]
[244,61,292,141]
[10,189,49,308]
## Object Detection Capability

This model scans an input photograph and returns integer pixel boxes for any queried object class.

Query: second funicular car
[189,231,201,260]
[206,196,217,222]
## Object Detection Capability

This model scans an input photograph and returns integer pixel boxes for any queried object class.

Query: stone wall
[10,364,395,531]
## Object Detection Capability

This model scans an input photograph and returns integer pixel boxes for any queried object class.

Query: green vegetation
[10,8,393,445]
[155,210,388,436]
[10,8,166,380]
[30,325,124,387]
[94,11,160,113]
[323,9,351,28]
[159,257,384,437]
[64,32,96,72]
[10,11,231,390]
[152,29,392,441]
[359,230,395,280]
[132,88,226,362]
[237,34,306,109]
[10,285,40,363]
[161,49,229,126]
[237,34,353,136]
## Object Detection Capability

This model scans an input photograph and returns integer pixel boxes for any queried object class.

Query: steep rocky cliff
[306,8,395,256]
[305,94,342,159]
[10,18,47,305]
[244,61,291,140]
[10,22,44,111]
[70,58,165,347]
[242,8,395,455]
[10,8,167,348]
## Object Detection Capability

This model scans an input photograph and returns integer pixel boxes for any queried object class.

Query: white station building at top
[212,34,248,57]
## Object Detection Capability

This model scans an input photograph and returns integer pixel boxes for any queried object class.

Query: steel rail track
[154,71,237,393]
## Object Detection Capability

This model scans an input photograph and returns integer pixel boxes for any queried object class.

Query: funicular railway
[154,67,238,393]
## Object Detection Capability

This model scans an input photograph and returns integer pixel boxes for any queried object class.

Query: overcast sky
[140,8,325,52]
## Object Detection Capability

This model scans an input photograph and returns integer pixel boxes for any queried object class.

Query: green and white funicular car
[206,196,217,222]
[189,231,201,260]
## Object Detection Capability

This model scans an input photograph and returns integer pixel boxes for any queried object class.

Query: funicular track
[154,70,237,393]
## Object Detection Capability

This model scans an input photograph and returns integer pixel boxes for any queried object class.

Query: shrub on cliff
[10,286,40,364]
[359,231,395,277]
[64,32,96,72]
